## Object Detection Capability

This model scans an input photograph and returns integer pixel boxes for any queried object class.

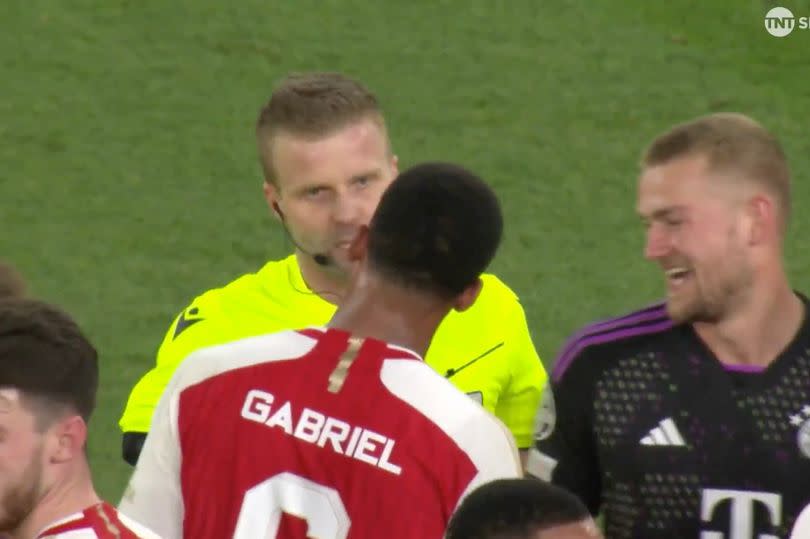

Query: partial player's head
[256,72,398,273]
[349,162,503,311]
[0,262,26,299]
[0,299,98,532]
[446,478,603,539]
[636,112,791,323]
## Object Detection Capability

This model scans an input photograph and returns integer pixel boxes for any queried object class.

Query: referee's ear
[452,278,483,313]
[263,181,282,221]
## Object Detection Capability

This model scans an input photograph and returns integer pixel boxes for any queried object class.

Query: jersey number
[233,472,351,539]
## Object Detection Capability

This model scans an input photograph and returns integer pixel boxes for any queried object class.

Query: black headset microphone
[272,202,333,267]
[311,252,332,267]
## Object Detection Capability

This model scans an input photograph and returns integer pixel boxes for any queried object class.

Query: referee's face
[638,155,753,323]
[266,118,398,273]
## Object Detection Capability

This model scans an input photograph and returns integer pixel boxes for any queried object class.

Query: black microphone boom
[279,221,332,267]
[313,253,331,266]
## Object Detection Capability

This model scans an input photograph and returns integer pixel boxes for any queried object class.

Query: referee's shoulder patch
[173,305,206,340]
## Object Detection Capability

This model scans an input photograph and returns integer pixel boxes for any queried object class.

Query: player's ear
[452,277,483,313]
[744,193,774,246]
[48,414,87,464]
[263,181,283,221]
[348,225,369,263]
[391,154,399,176]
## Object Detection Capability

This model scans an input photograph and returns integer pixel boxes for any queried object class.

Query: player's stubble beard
[0,444,44,535]
[665,233,753,324]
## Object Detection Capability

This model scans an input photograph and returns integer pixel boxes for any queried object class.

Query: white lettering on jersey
[700,488,781,539]
[295,408,326,443]
[317,417,351,453]
[240,389,403,476]
[267,401,294,433]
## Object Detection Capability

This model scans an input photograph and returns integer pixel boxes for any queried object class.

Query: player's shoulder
[170,328,320,393]
[551,301,677,383]
[380,358,521,472]
[36,503,161,539]
[115,511,163,538]
[380,358,512,436]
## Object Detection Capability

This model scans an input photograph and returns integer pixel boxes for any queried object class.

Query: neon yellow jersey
[119,255,547,447]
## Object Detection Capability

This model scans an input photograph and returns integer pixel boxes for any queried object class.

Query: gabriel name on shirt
[240,388,403,476]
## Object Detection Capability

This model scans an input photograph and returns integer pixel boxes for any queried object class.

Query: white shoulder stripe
[380,359,521,509]
[171,329,319,395]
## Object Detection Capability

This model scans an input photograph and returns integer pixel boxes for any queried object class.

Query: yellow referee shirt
[119,255,546,448]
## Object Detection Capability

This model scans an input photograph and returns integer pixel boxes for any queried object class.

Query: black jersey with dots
[530,300,810,539]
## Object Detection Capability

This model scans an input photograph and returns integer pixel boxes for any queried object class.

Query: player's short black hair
[446,478,591,539]
[0,298,98,426]
[367,162,503,298]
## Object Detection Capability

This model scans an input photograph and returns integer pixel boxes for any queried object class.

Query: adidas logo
[640,418,686,447]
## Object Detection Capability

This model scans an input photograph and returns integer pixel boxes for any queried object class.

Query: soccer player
[119,71,546,468]
[0,261,26,298]
[118,162,523,539]
[446,478,603,539]
[0,299,159,539]
[529,113,810,538]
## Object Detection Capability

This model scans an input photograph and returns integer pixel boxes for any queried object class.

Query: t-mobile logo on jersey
[700,489,781,539]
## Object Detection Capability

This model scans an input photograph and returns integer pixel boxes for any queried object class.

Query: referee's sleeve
[119,311,186,435]
[119,301,213,437]
[494,297,547,449]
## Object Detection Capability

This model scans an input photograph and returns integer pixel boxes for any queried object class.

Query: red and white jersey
[36,502,161,538]
[119,327,521,539]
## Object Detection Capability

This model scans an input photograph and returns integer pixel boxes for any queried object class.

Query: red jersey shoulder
[37,502,158,538]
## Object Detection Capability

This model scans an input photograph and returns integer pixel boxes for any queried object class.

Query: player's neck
[14,462,101,539]
[296,251,349,305]
[693,275,804,368]
[328,273,450,358]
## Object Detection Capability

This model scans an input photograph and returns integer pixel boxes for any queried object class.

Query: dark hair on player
[367,162,503,299]
[446,478,592,539]
[0,260,26,298]
[0,298,98,428]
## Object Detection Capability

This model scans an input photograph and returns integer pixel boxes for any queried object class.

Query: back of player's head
[366,162,503,299]
[0,260,26,298]
[446,478,593,539]
[256,71,389,184]
[0,298,98,427]
[641,112,791,231]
